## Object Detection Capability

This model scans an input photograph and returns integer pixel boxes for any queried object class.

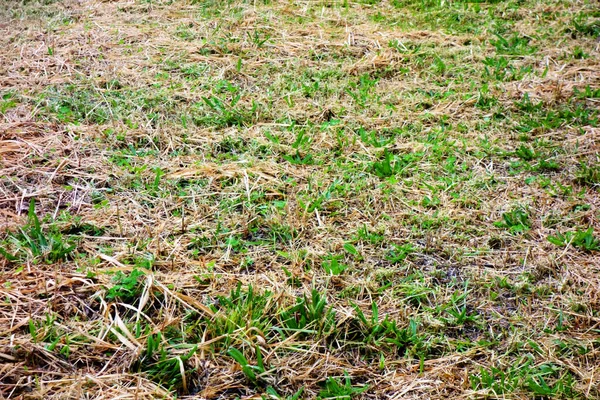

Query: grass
[0,0,599,398]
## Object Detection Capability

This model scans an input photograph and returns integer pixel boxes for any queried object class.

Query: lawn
[0,0,599,398]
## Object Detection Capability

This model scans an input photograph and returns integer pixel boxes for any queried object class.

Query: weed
[279,289,336,338]
[471,358,576,397]
[342,242,361,259]
[386,243,415,264]
[317,373,368,399]
[482,56,531,81]
[516,100,598,134]
[346,74,378,108]
[490,33,537,56]
[322,254,348,275]
[572,46,589,59]
[570,16,600,38]
[574,85,600,100]
[39,84,136,124]
[29,313,59,344]
[421,195,441,208]
[0,201,76,264]
[282,151,314,165]
[548,227,600,252]
[265,386,304,400]
[106,269,146,304]
[248,29,271,48]
[196,93,257,127]
[470,364,521,394]
[351,301,425,356]
[494,207,531,234]
[515,144,536,161]
[395,273,435,307]
[371,149,410,178]
[436,286,479,328]
[228,346,266,384]
[575,162,600,188]
[475,87,498,110]
[208,284,273,349]
[354,225,385,245]
[0,91,18,114]
[136,332,197,393]
[298,181,340,213]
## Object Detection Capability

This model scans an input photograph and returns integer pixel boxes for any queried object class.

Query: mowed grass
[0,0,599,398]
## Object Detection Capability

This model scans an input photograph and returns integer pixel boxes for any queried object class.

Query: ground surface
[1,0,599,398]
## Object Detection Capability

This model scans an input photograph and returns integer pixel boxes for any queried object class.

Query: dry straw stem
[1,0,600,398]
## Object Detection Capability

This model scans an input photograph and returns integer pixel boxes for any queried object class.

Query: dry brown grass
[1,0,599,398]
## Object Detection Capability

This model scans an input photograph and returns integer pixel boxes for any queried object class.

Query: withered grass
[1,0,599,398]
